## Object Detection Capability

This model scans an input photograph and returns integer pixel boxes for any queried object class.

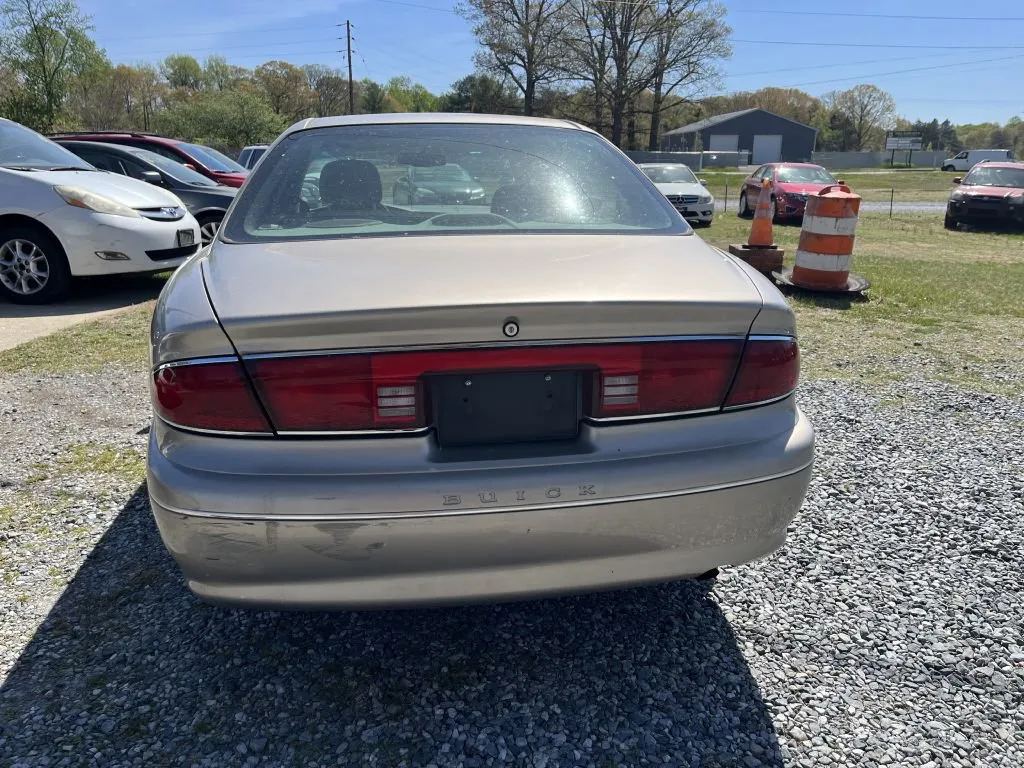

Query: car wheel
[944,213,959,231]
[197,214,223,247]
[769,197,778,222]
[738,191,751,218]
[942,165,955,172]
[0,225,72,304]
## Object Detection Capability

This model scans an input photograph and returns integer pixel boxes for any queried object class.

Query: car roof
[49,131,183,147]
[968,161,1024,170]
[637,162,691,167]
[766,162,824,168]
[283,112,591,136]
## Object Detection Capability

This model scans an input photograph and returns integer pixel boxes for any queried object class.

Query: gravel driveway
[1,370,1022,767]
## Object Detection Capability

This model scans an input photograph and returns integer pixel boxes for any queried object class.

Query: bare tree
[824,84,896,151]
[458,0,572,116]
[646,0,730,150]
[302,64,347,117]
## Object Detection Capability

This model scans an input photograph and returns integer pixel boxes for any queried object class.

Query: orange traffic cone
[749,179,775,247]
[728,179,784,274]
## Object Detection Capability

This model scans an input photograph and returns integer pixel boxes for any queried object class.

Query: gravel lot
[1,369,1022,767]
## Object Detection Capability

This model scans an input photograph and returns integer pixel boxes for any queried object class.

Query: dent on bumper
[147,400,814,609]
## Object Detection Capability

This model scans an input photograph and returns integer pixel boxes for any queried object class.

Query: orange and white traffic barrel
[791,185,861,291]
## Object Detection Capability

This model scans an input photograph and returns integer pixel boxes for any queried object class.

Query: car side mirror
[699,178,707,185]
[836,178,846,185]
[141,170,163,186]
[184,163,197,171]
[953,177,963,184]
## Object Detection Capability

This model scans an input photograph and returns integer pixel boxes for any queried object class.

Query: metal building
[660,109,818,164]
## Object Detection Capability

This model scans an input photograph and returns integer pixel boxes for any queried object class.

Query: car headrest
[318,159,382,209]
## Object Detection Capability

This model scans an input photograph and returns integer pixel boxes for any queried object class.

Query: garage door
[708,134,739,152]
[752,134,783,164]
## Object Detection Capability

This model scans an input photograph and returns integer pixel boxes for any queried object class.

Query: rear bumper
[147,398,814,609]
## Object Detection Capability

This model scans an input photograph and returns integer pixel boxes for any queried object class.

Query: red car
[945,161,1024,230]
[47,131,249,188]
[738,163,844,222]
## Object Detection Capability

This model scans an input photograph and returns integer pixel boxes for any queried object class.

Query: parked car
[0,119,199,304]
[944,161,1024,230]
[238,144,269,170]
[146,113,814,610]
[58,140,236,246]
[392,162,486,205]
[637,162,714,227]
[941,149,1014,173]
[47,131,249,187]
[738,163,843,221]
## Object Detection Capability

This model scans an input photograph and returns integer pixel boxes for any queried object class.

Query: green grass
[704,212,1024,394]
[699,168,955,205]
[0,302,154,374]
[26,442,147,487]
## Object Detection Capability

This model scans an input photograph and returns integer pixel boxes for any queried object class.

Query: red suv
[47,131,249,187]
[945,162,1024,230]
[738,163,844,221]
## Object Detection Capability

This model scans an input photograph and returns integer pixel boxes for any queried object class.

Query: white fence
[810,150,949,169]
[624,150,750,168]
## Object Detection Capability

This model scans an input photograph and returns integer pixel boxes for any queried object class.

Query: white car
[941,149,1015,173]
[637,162,715,227]
[0,118,200,304]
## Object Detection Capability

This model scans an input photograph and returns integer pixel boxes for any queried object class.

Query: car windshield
[963,166,1024,188]
[0,120,94,171]
[776,166,836,184]
[223,123,683,242]
[129,148,219,186]
[413,164,473,182]
[640,165,698,184]
[180,142,246,173]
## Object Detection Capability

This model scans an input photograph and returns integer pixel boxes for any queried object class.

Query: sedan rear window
[222,123,684,242]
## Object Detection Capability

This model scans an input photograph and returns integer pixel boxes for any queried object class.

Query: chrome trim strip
[241,334,746,360]
[276,426,432,437]
[747,334,796,342]
[155,416,273,438]
[154,355,239,372]
[722,391,797,412]
[151,460,815,522]
[584,405,721,423]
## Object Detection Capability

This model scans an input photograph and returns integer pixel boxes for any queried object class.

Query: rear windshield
[963,166,1024,188]
[776,166,836,184]
[221,123,685,242]
[181,142,245,173]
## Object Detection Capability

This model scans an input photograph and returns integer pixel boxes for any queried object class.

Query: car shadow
[0,485,783,766]
[0,273,167,317]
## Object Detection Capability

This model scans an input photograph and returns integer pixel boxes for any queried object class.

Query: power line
[730,38,1024,50]
[778,53,1024,89]
[109,38,339,56]
[732,9,1024,21]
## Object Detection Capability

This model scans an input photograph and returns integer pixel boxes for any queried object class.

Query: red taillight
[247,354,423,432]
[589,340,744,418]
[724,337,800,408]
[156,338,798,435]
[153,361,271,433]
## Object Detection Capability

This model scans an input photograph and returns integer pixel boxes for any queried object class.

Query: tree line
[2,0,1021,158]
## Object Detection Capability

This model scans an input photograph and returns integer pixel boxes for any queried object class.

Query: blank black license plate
[431,370,581,447]
[176,229,195,247]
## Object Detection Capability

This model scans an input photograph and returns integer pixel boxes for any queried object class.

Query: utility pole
[346,20,354,115]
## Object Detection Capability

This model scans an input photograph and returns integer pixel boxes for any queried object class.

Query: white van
[941,149,1015,172]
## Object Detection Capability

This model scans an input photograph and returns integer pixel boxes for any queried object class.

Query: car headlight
[1009,194,1024,205]
[698,194,713,205]
[54,186,140,218]
[949,191,966,202]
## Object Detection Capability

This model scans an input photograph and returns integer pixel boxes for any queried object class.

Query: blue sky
[80,0,1022,124]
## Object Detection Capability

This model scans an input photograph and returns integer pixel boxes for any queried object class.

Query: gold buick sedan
[146,113,814,610]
